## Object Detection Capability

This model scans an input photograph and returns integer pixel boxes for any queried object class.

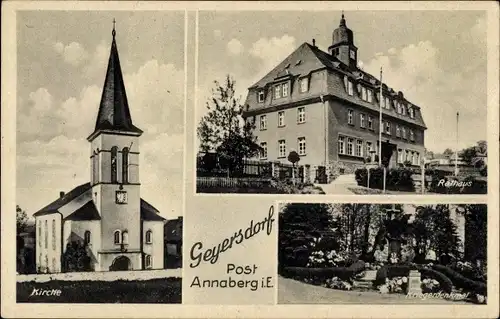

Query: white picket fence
[17,268,181,283]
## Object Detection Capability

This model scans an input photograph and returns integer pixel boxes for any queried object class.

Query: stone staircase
[353,270,377,289]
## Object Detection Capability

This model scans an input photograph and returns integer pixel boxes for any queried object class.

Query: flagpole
[455,111,459,176]
[378,67,383,166]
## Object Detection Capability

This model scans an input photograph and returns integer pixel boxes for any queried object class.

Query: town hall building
[33,25,165,273]
[243,14,427,183]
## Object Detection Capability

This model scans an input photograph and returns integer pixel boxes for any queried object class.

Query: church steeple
[328,12,358,69]
[88,21,142,141]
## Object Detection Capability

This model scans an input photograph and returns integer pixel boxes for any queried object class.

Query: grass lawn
[17,277,181,303]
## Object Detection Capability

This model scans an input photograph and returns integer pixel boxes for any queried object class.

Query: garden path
[316,174,357,194]
[277,277,470,304]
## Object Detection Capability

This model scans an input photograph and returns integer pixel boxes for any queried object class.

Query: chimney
[59,191,65,198]
[312,38,316,47]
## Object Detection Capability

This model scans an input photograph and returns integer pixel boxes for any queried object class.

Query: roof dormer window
[257,90,265,103]
[282,82,289,97]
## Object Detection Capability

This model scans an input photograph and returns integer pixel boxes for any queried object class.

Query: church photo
[15,11,184,303]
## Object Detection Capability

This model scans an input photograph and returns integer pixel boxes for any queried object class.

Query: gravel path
[278,277,470,304]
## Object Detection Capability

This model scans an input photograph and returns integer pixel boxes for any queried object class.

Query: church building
[243,14,427,183]
[33,25,165,273]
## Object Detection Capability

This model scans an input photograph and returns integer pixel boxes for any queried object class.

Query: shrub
[283,260,365,282]
[355,167,415,192]
[374,265,411,286]
[450,261,486,283]
[417,266,453,294]
[427,173,487,194]
[432,264,487,295]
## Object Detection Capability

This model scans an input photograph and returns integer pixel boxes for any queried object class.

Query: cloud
[83,40,109,79]
[17,58,185,218]
[124,60,184,136]
[53,41,89,66]
[249,35,296,72]
[469,16,487,48]
[227,39,244,56]
[213,29,223,39]
[28,88,53,112]
[363,40,486,153]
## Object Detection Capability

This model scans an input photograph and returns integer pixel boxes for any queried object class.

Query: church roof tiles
[87,27,142,141]
[33,182,164,222]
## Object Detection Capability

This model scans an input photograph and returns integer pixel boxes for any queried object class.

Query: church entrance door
[109,256,131,271]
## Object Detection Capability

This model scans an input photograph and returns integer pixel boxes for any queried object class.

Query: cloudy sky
[17,11,185,219]
[196,10,487,154]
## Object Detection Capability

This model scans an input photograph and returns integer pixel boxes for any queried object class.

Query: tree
[443,148,454,157]
[16,205,28,234]
[458,204,487,263]
[459,140,488,166]
[278,203,335,271]
[425,148,435,160]
[412,205,462,260]
[197,75,261,175]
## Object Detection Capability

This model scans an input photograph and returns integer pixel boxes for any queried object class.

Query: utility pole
[454,112,459,176]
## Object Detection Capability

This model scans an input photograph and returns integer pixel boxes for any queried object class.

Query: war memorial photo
[15,11,184,303]
[195,11,487,195]
[277,203,488,304]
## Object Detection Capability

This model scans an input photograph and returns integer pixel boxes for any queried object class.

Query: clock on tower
[116,190,128,204]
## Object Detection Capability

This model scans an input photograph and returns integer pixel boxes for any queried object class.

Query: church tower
[328,12,358,69]
[87,22,144,270]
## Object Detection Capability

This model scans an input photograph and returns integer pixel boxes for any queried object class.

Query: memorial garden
[278,203,487,304]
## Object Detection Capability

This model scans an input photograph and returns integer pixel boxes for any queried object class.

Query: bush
[283,260,365,282]
[450,261,486,283]
[374,264,453,293]
[374,265,411,286]
[417,267,453,294]
[427,174,487,194]
[355,167,415,192]
[432,264,487,295]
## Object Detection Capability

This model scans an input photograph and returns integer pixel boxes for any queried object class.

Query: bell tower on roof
[87,21,143,270]
[328,12,358,69]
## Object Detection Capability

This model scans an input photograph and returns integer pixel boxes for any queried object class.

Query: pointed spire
[340,11,346,27]
[88,20,142,141]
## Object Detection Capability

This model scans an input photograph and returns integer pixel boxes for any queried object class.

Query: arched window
[145,255,152,268]
[92,150,99,184]
[84,230,91,245]
[113,230,121,244]
[44,220,48,249]
[145,230,152,244]
[38,221,41,247]
[122,231,129,245]
[52,258,56,273]
[111,146,118,183]
[122,147,129,183]
[52,219,56,250]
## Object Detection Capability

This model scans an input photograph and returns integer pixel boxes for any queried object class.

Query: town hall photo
[195,10,488,195]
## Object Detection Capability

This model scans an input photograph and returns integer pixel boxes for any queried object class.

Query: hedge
[283,260,365,281]
[374,265,411,286]
[417,266,454,294]
[432,264,487,295]
[427,172,487,195]
[355,168,415,192]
